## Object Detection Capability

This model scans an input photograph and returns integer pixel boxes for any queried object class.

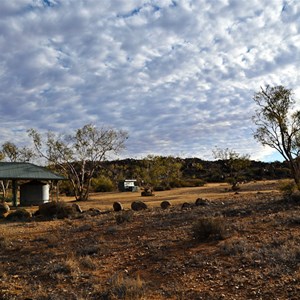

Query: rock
[141,188,154,196]
[290,190,300,203]
[161,201,171,209]
[113,201,123,212]
[6,208,32,221]
[72,203,83,213]
[181,202,193,210]
[86,208,101,216]
[131,201,147,211]
[195,198,209,206]
[0,202,10,217]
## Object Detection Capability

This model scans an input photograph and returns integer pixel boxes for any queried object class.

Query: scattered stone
[0,202,10,217]
[161,200,171,209]
[86,208,101,216]
[181,202,193,210]
[113,201,123,212]
[6,208,32,221]
[131,201,148,211]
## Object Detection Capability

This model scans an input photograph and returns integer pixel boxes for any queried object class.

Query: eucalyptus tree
[0,142,35,198]
[212,147,250,190]
[137,155,182,190]
[1,142,34,162]
[28,124,128,201]
[253,85,300,188]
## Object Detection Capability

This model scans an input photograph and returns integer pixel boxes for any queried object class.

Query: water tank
[20,180,50,206]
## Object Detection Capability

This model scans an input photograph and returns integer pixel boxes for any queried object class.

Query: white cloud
[0,0,299,162]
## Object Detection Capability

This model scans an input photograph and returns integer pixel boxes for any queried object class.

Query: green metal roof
[0,162,65,180]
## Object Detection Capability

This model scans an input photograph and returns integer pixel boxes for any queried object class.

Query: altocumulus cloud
[0,0,300,161]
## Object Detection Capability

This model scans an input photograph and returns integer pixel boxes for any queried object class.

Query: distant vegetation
[80,156,291,193]
[2,83,300,202]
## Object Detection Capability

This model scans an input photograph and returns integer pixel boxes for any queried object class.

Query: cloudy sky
[1,0,300,161]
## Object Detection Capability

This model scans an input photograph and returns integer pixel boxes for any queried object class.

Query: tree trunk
[288,159,300,190]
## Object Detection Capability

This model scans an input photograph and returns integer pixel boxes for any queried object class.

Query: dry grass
[2,180,300,299]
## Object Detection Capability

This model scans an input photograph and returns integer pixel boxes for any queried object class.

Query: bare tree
[28,124,128,201]
[253,85,300,188]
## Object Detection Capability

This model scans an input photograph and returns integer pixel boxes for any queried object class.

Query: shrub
[278,179,297,197]
[192,217,228,242]
[219,237,249,256]
[0,236,10,249]
[91,175,114,192]
[170,179,205,188]
[59,181,75,196]
[80,256,97,270]
[35,201,79,219]
[110,273,145,300]
[6,208,32,221]
[115,210,134,224]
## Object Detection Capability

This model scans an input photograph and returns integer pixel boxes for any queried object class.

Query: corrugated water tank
[20,180,50,206]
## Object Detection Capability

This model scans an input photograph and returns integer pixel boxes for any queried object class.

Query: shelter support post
[12,180,18,207]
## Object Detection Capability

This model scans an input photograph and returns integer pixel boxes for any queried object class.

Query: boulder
[195,198,209,206]
[0,202,10,217]
[160,200,171,209]
[181,202,193,210]
[131,201,147,211]
[113,202,123,212]
[86,208,101,216]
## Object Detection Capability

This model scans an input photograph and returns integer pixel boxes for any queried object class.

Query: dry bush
[108,273,145,300]
[266,239,300,267]
[219,236,250,255]
[115,210,134,224]
[0,236,10,250]
[44,256,80,281]
[6,208,32,221]
[76,244,101,256]
[79,256,97,270]
[36,201,79,219]
[192,216,229,242]
[278,179,297,197]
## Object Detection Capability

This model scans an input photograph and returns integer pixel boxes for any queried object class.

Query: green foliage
[59,181,75,196]
[136,155,182,189]
[28,124,128,201]
[0,142,34,162]
[253,85,300,188]
[91,175,114,192]
[213,147,250,189]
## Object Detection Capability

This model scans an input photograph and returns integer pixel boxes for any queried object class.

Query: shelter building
[0,162,65,206]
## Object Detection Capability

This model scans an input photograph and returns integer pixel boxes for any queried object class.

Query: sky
[1,0,300,162]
